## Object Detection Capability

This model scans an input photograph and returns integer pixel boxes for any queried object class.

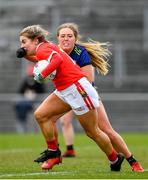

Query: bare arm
[81,65,95,83]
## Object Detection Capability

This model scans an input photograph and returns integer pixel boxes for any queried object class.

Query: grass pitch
[0,133,148,179]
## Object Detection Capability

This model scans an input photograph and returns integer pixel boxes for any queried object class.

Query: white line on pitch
[0,171,73,178]
[0,148,33,154]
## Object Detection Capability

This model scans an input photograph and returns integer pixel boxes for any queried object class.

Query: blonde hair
[57,22,111,75]
[80,40,111,75]
[56,22,81,41]
[20,25,49,42]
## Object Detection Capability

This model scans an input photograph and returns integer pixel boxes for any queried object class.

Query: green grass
[0,133,148,179]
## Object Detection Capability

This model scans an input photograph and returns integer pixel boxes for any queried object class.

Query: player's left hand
[34,73,44,83]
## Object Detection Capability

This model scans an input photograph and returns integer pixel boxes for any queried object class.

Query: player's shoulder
[36,42,58,59]
[39,42,58,50]
[49,42,58,48]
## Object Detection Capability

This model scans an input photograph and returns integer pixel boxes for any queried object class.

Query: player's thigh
[76,109,98,133]
[97,101,114,131]
[35,93,71,119]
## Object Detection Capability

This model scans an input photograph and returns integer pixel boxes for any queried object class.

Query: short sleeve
[77,49,91,67]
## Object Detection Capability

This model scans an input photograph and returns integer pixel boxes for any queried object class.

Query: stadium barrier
[0,93,148,133]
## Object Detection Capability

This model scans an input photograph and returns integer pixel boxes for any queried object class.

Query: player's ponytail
[79,39,111,75]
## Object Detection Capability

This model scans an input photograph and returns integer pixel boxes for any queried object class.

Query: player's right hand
[16,48,27,58]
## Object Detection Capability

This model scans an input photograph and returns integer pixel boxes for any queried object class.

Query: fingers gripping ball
[16,48,27,58]
[33,60,57,83]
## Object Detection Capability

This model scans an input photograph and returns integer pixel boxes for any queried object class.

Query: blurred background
[0,0,148,133]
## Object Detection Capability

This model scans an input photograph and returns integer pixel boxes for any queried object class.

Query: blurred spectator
[14,64,45,133]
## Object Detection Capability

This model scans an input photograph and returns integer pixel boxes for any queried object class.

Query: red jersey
[35,42,86,90]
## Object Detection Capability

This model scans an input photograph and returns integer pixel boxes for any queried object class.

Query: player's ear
[36,39,39,45]
[34,37,39,45]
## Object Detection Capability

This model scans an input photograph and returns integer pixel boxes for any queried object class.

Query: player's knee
[61,120,70,128]
[84,128,96,139]
[105,129,117,140]
[85,131,93,139]
[85,127,103,141]
[34,109,43,123]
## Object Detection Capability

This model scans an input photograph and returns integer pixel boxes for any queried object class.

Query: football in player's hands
[33,60,57,82]
[16,48,27,58]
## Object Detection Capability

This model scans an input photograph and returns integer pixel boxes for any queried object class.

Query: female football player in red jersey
[54,23,144,172]
[18,24,124,171]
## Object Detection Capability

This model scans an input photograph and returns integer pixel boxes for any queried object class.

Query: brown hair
[20,25,49,43]
[57,22,111,75]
